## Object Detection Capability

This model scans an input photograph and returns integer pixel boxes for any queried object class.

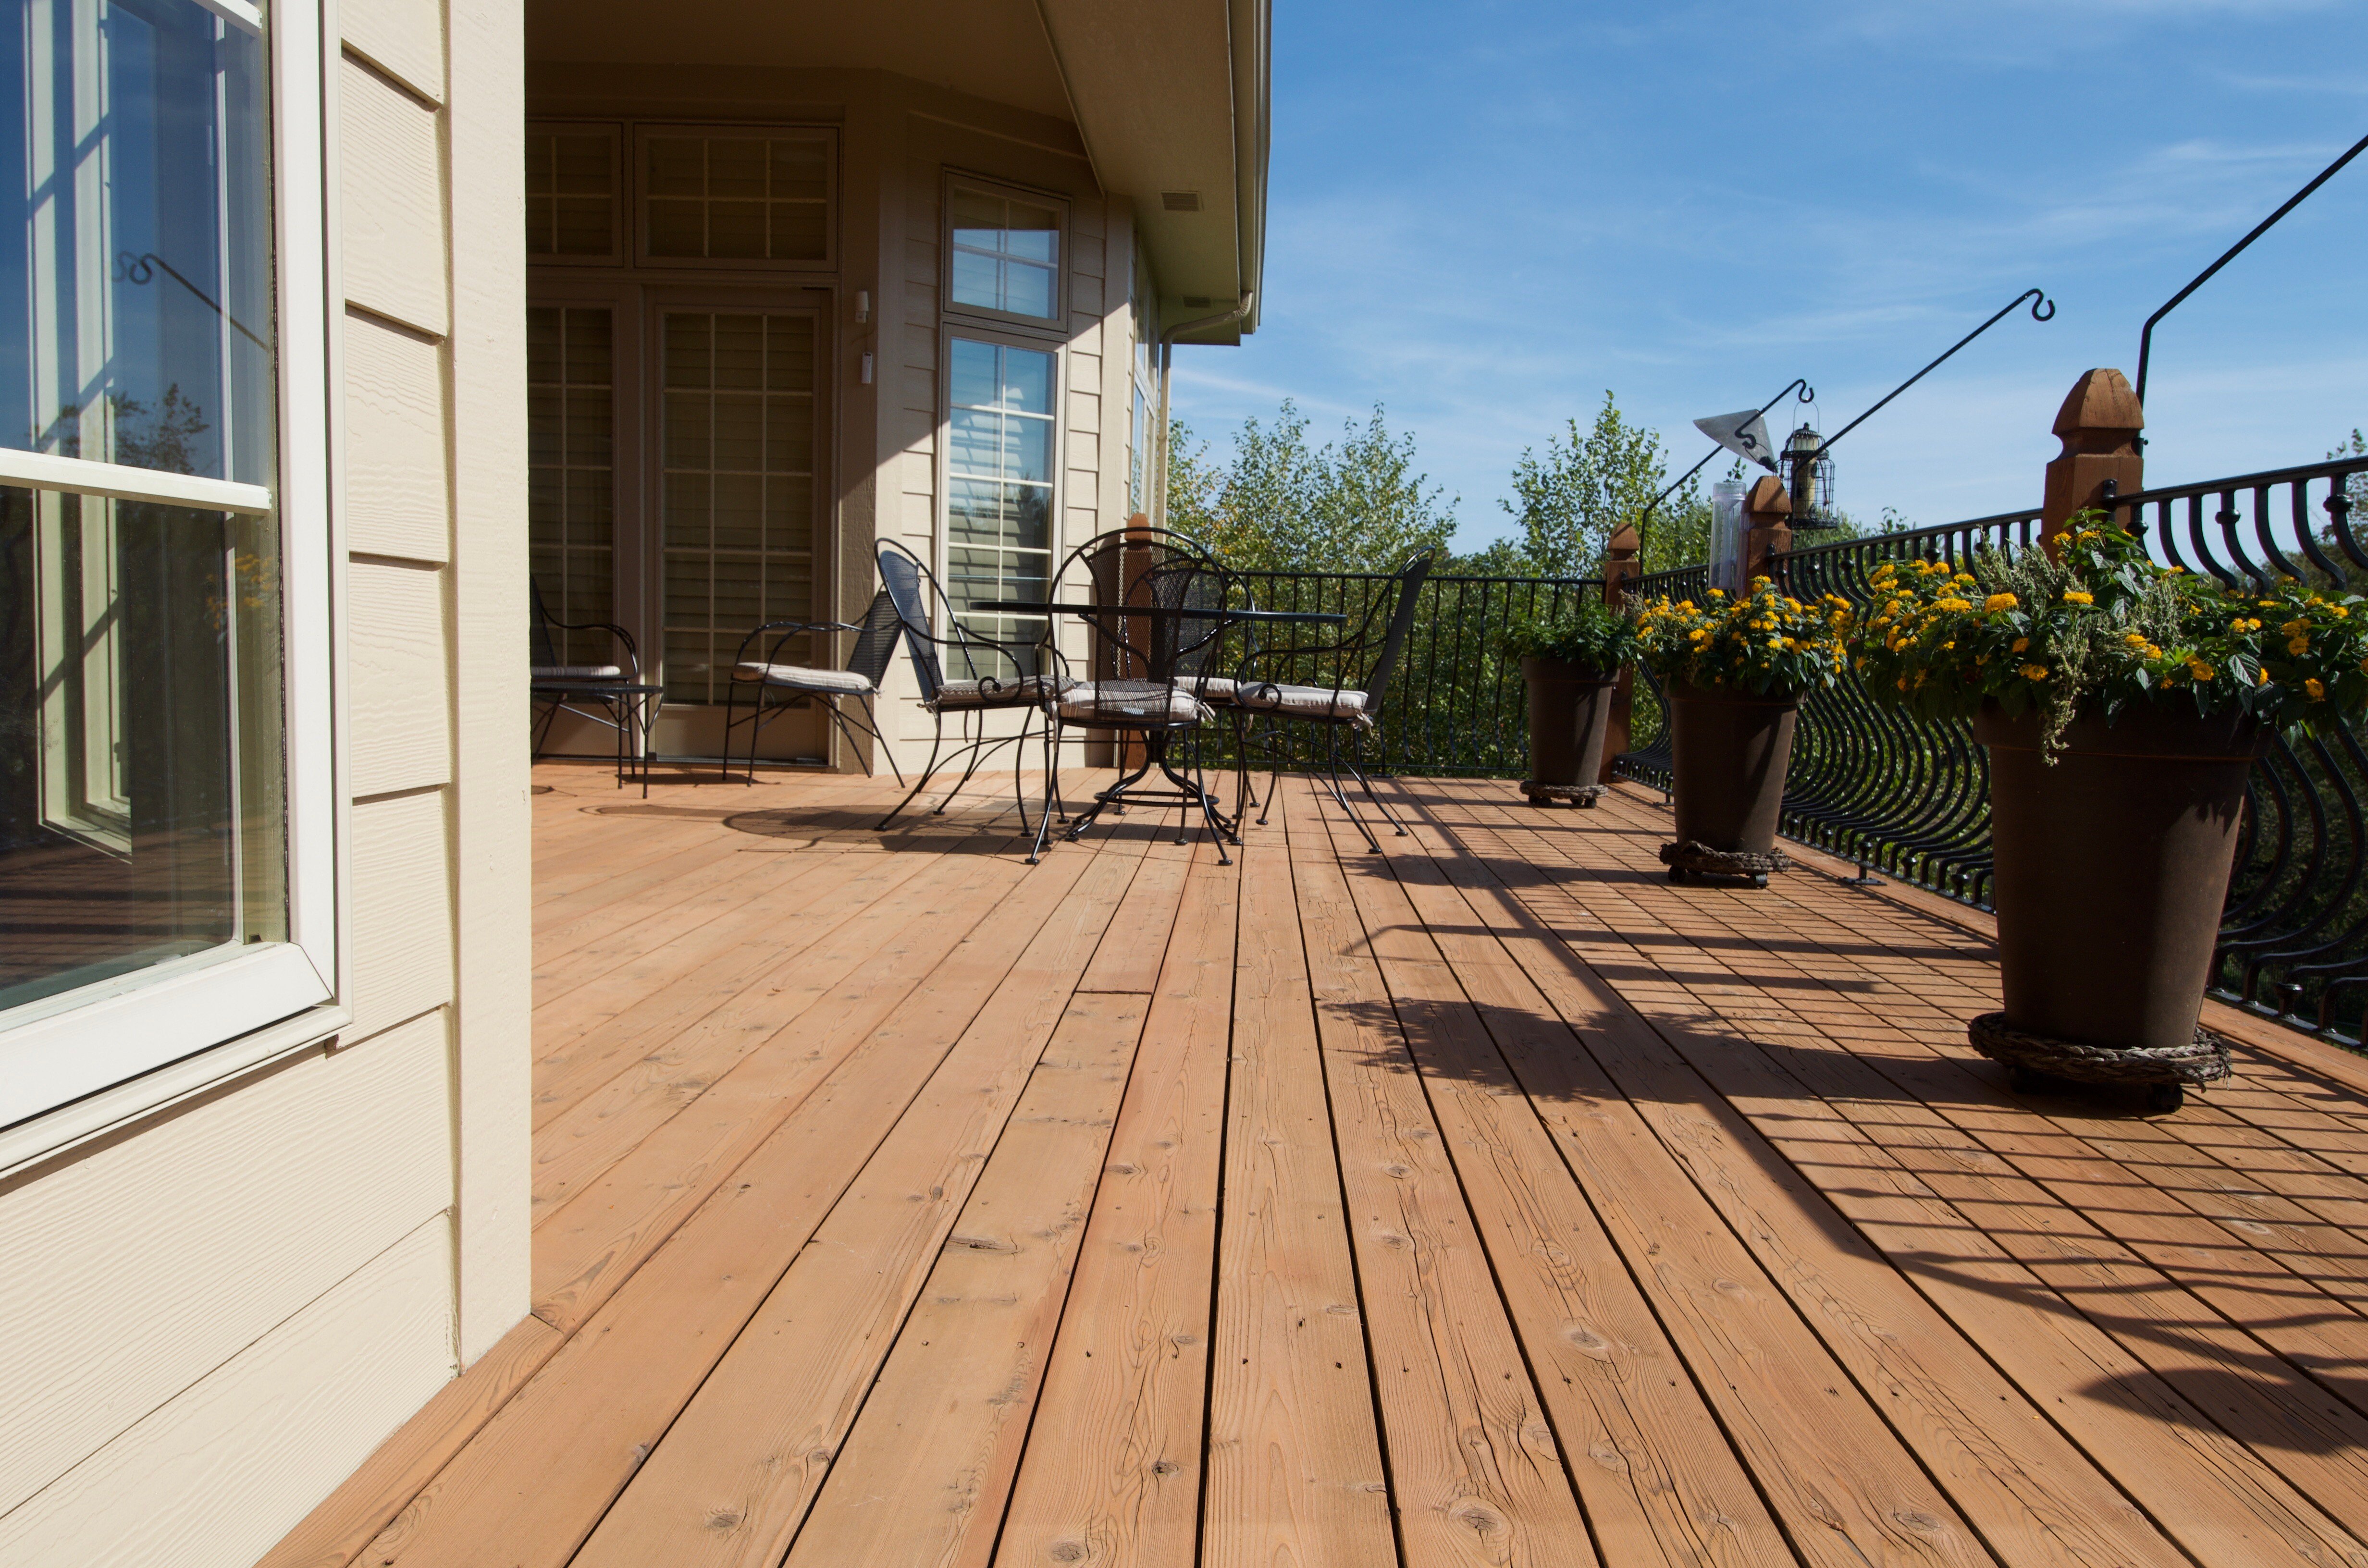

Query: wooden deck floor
[267,763,2368,1568]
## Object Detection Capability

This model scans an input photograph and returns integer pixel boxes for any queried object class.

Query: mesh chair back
[874,543,944,703]
[1359,551,1436,717]
[1056,529,1233,725]
[847,589,906,686]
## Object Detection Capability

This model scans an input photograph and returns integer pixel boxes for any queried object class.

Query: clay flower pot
[1662,680,1800,885]
[1520,656,1616,806]
[1974,702,2266,1096]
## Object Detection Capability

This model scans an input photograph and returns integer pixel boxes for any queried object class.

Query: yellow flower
[2187,659,2214,682]
[2062,591,2094,606]
[2012,637,2030,654]
[2282,619,2308,639]
[1935,597,1973,613]
[2123,632,2150,648]
[1985,593,2018,613]
[1706,588,1725,599]
[2018,664,2049,681]
[2333,605,2350,619]
[2288,636,2310,656]
[2257,666,2272,686]
[2307,678,2327,702]
[1896,676,1908,691]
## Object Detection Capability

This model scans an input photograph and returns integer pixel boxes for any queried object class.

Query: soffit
[1033,0,1266,335]
[522,0,1072,120]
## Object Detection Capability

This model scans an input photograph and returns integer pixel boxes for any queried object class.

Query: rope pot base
[1521,781,1606,808]
[1660,840,1791,887]
[1969,1010,2230,1113]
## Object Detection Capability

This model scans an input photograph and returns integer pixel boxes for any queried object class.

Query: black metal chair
[873,539,1065,833]
[718,591,906,786]
[530,578,649,788]
[1231,550,1434,851]
[1033,528,1239,865]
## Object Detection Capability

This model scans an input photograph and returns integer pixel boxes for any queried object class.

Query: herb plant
[1500,597,1642,674]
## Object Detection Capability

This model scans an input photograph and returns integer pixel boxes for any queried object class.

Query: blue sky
[1166,1,2368,551]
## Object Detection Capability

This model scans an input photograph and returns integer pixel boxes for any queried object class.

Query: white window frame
[937,324,1066,642]
[941,171,1068,337]
[0,0,344,1142]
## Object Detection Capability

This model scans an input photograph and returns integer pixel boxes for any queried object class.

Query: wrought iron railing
[1610,457,2368,1044]
[1214,570,1600,777]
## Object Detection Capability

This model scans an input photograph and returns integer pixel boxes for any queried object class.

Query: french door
[525,283,832,760]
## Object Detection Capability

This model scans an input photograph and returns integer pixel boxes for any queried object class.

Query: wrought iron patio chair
[718,591,906,786]
[1231,550,1435,852]
[530,577,650,787]
[1032,527,1239,865]
[873,538,1066,833]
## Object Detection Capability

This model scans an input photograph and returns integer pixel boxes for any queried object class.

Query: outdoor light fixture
[1637,377,1813,552]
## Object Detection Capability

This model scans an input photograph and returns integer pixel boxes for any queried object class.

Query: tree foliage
[1165,401,1456,576]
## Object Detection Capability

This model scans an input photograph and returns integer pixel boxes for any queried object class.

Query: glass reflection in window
[948,185,1060,321]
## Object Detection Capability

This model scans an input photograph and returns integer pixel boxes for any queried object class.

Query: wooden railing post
[2042,369,2144,555]
[1742,476,1792,586]
[1600,524,1640,782]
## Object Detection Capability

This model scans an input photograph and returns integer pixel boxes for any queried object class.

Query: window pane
[1,487,288,1015]
[661,311,816,704]
[947,184,1061,320]
[528,306,615,668]
[640,132,831,264]
[945,337,1057,631]
[1,0,275,486]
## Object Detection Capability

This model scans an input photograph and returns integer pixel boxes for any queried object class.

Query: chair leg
[1028,718,1064,864]
[1344,735,1410,837]
[878,717,949,831]
[720,679,745,783]
[1324,727,1382,853]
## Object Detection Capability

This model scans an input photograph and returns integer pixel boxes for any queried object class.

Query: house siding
[0,1,530,1559]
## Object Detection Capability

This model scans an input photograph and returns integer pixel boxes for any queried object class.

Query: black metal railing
[1213,571,1600,777]
[2106,457,2368,1038]
[1612,457,2368,1045]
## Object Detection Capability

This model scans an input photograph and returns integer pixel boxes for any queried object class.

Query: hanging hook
[1813,287,2056,460]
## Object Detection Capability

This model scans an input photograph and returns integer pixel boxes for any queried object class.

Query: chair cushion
[734,662,876,696]
[532,663,626,682]
[1234,682,1375,730]
[928,674,1073,711]
[1174,675,1239,704]
[1055,681,1213,725]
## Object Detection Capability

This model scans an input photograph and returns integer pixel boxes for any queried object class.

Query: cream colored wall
[873,82,1137,777]
[0,2,531,1562]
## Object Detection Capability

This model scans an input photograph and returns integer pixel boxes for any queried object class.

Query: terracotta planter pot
[1975,701,2266,1054]
[1521,657,1617,787]
[1665,680,1800,855]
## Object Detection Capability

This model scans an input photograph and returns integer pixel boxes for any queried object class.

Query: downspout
[1152,289,1254,529]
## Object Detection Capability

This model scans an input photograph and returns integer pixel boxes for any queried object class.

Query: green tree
[1501,391,1667,578]
[1166,401,1456,575]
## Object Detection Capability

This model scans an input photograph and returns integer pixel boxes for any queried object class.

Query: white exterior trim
[0,448,274,514]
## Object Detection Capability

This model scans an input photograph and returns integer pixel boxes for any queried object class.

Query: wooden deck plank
[253,1314,563,1568]
[528,842,1014,1220]
[1199,782,1397,1568]
[1439,779,2368,1566]
[1310,790,1793,1567]
[530,828,1134,1334]
[528,845,947,1128]
[992,833,1237,1568]
[1291,778,1601,1568]
[567,993,1145,1568]
[1367,790,2004,1568]
[370,836,1109,1568]
[530,842,814,995]
[775,992,1150,1568]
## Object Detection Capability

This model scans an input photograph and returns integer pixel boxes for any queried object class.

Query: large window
[946,335,1056,656]
[1,0,333,1127]
[638,128,833,268]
